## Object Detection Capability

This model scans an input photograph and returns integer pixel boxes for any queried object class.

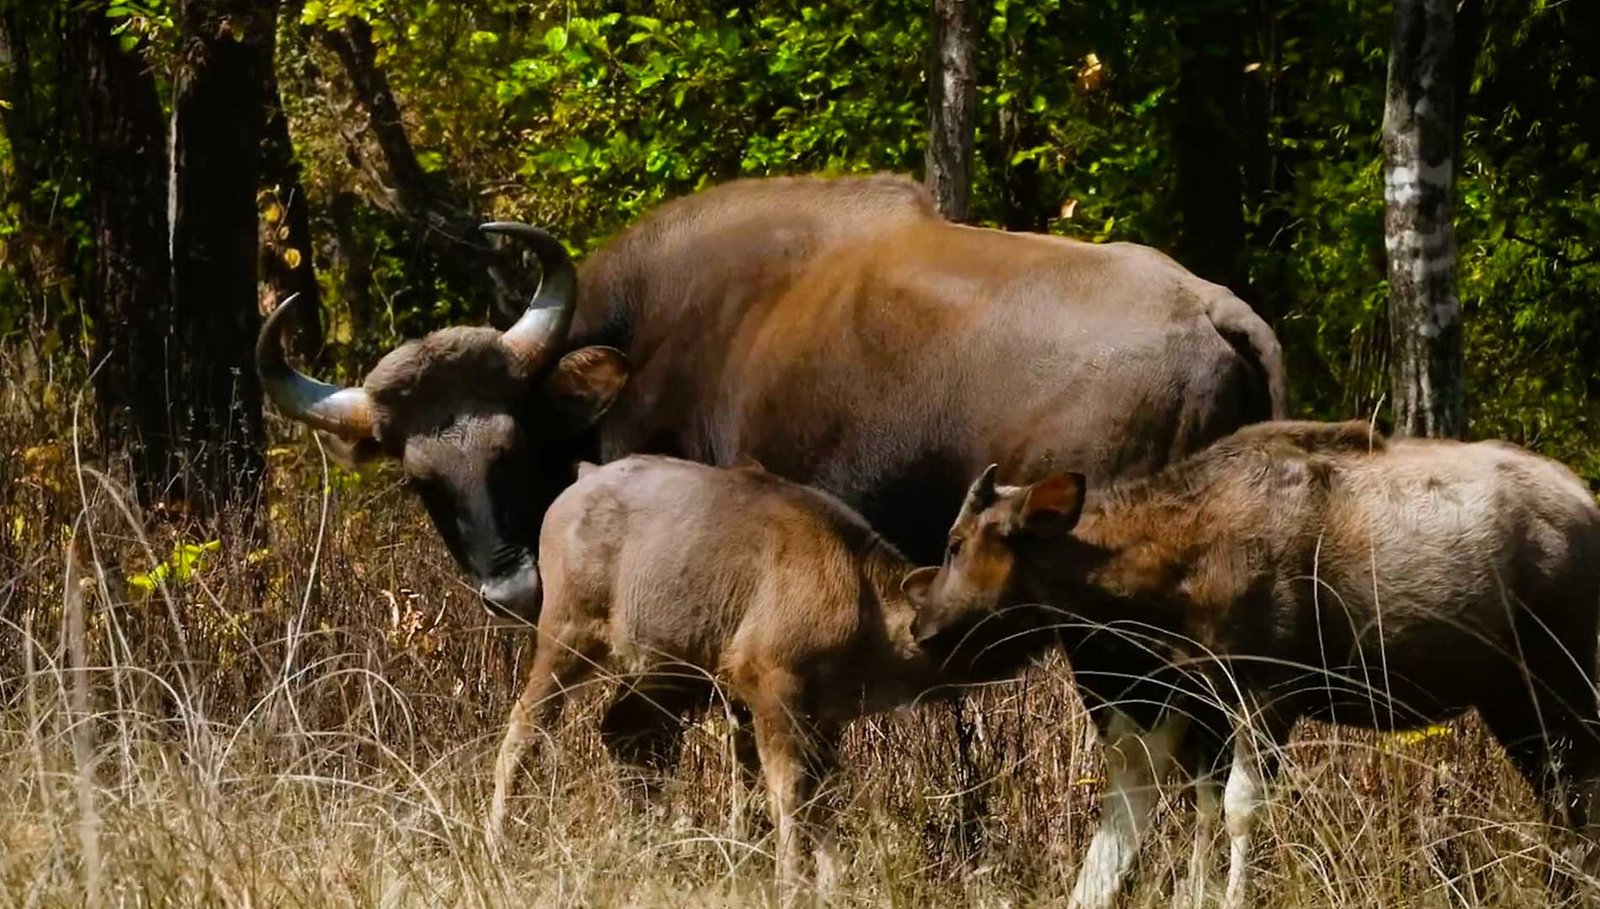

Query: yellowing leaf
[282,247,302,269]
[1392,725,1453,746]
[263,201,283,225]
[1077,53,1105,93]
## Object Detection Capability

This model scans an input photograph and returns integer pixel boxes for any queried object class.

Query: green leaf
[545,25,568,53]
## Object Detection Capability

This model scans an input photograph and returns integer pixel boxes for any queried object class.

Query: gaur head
[901,464,1086,648]
[257,224,629,625]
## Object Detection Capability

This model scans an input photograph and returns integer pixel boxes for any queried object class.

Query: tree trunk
[1383,0,1463,438]
[1172,3,1248,297]
[1,2,76,303]
[996,34,1047,233]
[76,2,175,508]
[261,35,324,361]
[925,0,978,222]
[168,0,275,517]
[327,190,377,339]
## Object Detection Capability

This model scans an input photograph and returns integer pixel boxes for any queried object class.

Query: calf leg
[750,671,840,904]
[600,665,713,804]
[1068,709,1189,909]
[488,629,606,849]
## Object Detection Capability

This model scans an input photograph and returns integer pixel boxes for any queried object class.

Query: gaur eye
[946,538,963,560]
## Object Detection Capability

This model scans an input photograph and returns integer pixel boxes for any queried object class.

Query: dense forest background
[1,0,1597,485]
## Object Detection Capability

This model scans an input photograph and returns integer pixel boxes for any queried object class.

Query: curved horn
[256,293,374,439]
[480,222,577,374]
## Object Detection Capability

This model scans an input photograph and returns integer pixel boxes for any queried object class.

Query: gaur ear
[900,566,939,603]
[547,346,630,428]
[316,431,386,466]
[1016,471,1086,531]
[575,461,601,478]
[733,453,768,473]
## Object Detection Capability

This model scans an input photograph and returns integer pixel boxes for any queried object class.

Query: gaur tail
[1206,293,1288,422]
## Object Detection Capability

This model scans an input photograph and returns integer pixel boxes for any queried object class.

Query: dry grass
[0,356,1592,907]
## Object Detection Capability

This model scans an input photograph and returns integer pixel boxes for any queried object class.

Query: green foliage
[3,0,1598,482]
[128,538,221,596]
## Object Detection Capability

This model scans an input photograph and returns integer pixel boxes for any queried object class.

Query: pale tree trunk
[925,0,977,222]
[1383,0,1463,438]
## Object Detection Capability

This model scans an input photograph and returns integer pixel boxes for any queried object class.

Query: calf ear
[547,346,630,428]
[900,566,939,603]
[1018,471,1086,531]
[961,463,1001,514]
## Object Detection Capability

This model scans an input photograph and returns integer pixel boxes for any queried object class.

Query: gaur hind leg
[1175,703,1233,909]
[1479,660,1600,900]
[1067,708,1191,909]
[600,663,715,807]
[488,625,608,850]
[1220,705,1292,909]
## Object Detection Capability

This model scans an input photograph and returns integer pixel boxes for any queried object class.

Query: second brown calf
[488,455,942,895]
[905,420,1600,908]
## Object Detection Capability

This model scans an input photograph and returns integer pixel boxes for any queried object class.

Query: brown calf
[488,455,942,895]
[904,420,1600,908]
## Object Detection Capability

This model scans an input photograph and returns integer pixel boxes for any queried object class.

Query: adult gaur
[257,173,1285,624]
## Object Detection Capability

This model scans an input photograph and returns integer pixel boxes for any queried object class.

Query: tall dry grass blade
[64,521,103,909]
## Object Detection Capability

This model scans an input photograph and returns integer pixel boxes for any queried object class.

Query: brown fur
[906,420,1600,901]
[488,455,944,895]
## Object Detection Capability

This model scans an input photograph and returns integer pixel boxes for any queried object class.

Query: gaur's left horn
[481,222,576,375]
[257,293,375,439]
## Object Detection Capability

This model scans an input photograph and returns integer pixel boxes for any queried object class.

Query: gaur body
[904,420,1600,908]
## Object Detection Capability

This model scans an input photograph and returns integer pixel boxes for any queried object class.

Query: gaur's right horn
[481,222,577,375]
[257,293,374,439]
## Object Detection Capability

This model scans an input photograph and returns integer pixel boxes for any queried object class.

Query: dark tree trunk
[0,2,75,301]
[996,35,1047,233]
[168,0,275,517]
[76,3,175,507]
[261,35,323,361]
[1172,3,1248,298]
[320,16,525,320]
[1383,0,1464,439]
[327,190,377,338]
[925,0,978,222]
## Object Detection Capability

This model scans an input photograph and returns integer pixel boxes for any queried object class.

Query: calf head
[257,224,629,625]
[901,464,1086,650]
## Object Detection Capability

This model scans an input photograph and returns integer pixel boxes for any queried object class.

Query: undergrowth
[0,350,1589,907]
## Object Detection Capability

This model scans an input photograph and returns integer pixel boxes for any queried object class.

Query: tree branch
[317,16,527,319]
[1505,229,1600,268]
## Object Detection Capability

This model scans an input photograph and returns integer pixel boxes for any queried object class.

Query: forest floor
[0,359,1591,908]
